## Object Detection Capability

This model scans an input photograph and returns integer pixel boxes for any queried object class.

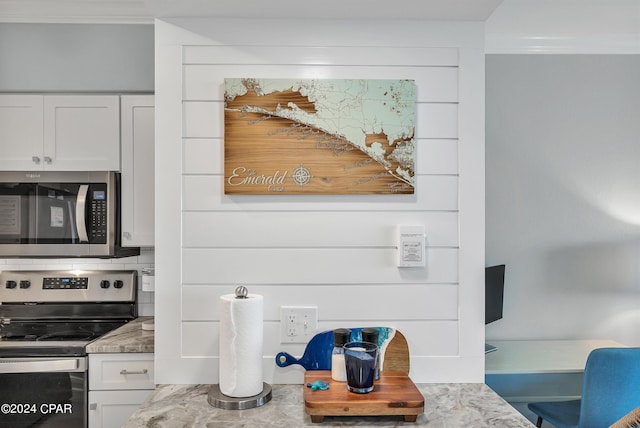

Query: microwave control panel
[89,186,107,243]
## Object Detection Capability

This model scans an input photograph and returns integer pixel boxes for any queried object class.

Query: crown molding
[145,0,502,21]
[486,0,640,54]
[485,34,640,55]
[0,0,504,23]
[0,0,153,23]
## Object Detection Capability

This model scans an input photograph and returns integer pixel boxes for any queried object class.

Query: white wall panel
[155,19,485,384]
[182,175,458,211]
[182,248,458,285]
[183,211,458,248]
[417,103,459,139]
[183,65,458,103]
[183,138,458,175]
[182,284,458,321]
[156,352,476,385]
[183,46,459,67]
[182,101,222,138]
[181,321,459,358]
[182,138,222,174]
[421,139,458,175]
[183,101,458,139]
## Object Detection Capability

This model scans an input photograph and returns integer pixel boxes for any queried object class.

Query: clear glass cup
[343,341,378,393]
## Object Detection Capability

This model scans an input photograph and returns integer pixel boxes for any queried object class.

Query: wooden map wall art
[224,78,416,195]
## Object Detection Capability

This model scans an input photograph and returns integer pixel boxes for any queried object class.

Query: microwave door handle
[76,185,89,243]
[67,200,78,241]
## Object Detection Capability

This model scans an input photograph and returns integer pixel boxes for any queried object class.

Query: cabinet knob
[32,156,41,164]
[44,156,52,164]
[89,403,97,411]
[123,232,132,240]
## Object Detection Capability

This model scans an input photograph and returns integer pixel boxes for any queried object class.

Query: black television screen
[485,264,505,325]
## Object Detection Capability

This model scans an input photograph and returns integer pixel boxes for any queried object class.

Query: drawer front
[89,353,154,390]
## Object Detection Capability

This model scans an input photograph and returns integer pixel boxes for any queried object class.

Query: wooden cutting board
[303,370,424,423]
[276,328,410,374]
[382,330,409,374]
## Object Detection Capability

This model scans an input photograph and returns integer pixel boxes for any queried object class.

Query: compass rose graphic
[292,164,312,187]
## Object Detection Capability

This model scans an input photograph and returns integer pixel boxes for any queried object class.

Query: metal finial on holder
[235,285,249,298]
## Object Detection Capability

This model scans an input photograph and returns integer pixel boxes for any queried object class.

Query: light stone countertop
[124,383,535,427]
[86,316,154,353]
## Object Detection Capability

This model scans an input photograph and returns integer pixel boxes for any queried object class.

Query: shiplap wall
[155,18,485,384]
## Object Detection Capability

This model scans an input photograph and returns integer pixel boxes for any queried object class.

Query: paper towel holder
[209,285,272,410]
[207,383,272,410]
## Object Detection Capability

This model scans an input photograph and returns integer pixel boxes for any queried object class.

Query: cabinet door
[88,389,153,428]
[43,95,120,171]
[120,95,154,247]
[0,94,44,170]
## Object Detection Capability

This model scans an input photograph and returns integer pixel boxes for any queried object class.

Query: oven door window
[0,361,86,428]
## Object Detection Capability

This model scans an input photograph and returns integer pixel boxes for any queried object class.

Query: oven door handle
[0,358,79,374]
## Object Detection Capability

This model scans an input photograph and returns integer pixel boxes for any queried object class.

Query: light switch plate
[397,225,426,267]
[280,306,318,343]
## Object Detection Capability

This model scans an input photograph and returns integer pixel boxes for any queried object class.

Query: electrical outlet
[280,306,318,343]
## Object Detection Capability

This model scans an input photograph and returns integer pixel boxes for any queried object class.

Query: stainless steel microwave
[0,171,139,258]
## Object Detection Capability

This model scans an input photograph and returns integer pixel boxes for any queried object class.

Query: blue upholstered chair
[528,347,640,428]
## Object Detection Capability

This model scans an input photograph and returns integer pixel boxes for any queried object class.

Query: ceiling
[0,0,638,54]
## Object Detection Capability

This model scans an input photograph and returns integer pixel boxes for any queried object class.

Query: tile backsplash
[0,247,155,316]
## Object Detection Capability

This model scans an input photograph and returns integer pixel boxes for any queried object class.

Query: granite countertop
[86,316,154,353]
[124,383,535,427]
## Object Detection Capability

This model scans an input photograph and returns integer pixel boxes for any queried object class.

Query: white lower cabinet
[88,390,153,428]
[88,353,154,428]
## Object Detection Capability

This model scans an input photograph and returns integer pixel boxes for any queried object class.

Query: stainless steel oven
[0,270,137,428]
[0,171,139,258]
[0,357,88,428]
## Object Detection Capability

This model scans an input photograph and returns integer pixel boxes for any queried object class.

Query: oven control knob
[100,280,110,289]
[5,280,17,289]
[19,280,31,289]
[113,280,124,289]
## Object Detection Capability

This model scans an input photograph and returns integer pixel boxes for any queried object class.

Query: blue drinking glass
[344,341,378,393]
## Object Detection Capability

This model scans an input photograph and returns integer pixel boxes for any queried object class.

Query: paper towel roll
[219,293,264,397]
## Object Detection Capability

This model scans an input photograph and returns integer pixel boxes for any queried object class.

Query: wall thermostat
[397,225,425,267]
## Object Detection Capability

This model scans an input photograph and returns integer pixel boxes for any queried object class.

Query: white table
[485,339,625,424]
[485,339,624,375]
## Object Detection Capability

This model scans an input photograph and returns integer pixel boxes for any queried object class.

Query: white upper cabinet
[0,94,45,170]
[0,94,120,171]
[120,95,154,247]
[43,95,120,171]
